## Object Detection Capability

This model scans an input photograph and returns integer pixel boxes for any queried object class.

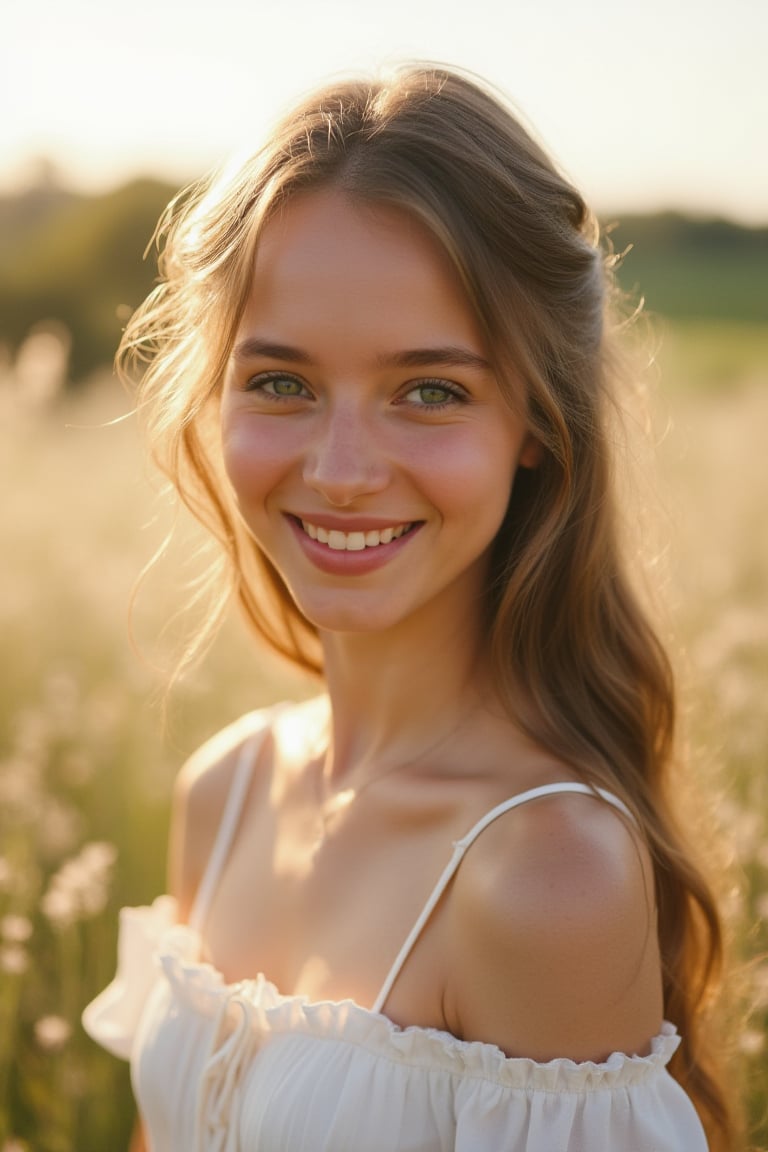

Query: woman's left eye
[401,380,467,409]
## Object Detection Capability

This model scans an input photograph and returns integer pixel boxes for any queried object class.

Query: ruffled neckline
[131,897,682,1092]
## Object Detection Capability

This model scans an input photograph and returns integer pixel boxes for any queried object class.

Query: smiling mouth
[297,519,416,552]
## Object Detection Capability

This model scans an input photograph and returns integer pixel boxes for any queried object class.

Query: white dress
[83,708,708,1151]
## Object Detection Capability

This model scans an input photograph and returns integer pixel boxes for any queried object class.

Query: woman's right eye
[245,372,311,399]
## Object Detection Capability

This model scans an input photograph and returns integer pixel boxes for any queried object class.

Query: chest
[200,778,470,1027]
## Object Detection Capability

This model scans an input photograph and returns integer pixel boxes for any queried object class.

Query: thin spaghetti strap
[188,710,279,932]
[371,782,634,1015]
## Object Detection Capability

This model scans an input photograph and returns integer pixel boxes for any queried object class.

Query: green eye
[246,372,309,398]
[270,377,304,396]
[418,385,452,404]
[402,380,466,409]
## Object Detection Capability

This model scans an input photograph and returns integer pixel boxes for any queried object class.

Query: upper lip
[287,513,420,531]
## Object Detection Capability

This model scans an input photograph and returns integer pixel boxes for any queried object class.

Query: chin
[285,590,409,637]
[299,607,401,636]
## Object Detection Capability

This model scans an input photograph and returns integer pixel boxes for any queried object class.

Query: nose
[302,402,390,506]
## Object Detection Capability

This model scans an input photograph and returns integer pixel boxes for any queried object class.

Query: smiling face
[221,189,540,639]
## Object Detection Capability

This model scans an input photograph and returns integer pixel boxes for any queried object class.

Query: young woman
[84,65,735,1150]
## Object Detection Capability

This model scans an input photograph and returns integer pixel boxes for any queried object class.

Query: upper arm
[447,794,663,1063]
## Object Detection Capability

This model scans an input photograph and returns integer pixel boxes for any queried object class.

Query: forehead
[239,189,485,353]
[255,188,454,279]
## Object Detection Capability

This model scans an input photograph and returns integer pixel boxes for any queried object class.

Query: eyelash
[244,371,310,399]
[400,379,468,411]
[243,372,469,410]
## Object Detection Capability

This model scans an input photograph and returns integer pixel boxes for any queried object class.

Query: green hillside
[609,212,768,324]
[0,177,765,382]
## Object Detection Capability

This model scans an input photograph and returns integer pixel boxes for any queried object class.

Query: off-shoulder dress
[83,707,708,1151]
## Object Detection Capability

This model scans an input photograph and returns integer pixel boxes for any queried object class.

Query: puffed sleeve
[452,1024,708,1151]
[82,895,177,1059]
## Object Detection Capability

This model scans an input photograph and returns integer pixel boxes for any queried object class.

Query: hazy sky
[3,0,766,222]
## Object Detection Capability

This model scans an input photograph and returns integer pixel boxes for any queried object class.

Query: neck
[318,597,491,788]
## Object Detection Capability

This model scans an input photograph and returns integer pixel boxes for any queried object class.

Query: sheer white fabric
[83,708,708,1150]
[83,898,707,1151]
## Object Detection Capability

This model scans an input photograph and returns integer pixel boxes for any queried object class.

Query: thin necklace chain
[313,702,479,836]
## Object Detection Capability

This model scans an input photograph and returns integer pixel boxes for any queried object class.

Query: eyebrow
[231,336,492,373]
[232,338,312,364]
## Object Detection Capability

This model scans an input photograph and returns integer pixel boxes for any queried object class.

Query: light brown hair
[120,64,738,1148]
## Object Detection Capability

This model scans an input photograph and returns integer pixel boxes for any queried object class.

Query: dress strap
[370,783,634,1015]
[189,708,280,932]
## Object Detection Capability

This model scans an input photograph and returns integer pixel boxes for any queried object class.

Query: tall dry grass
[0,320,766,1149]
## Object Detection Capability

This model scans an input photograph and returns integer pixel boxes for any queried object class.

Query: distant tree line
[0,177,175,382]
[0,173,766,384]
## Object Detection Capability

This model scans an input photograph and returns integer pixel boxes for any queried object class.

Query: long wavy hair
[120,64,738,1149]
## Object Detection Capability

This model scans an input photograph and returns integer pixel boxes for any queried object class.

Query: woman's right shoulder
[169,697,327,918]
[168,705,281,919]
[177,707,276,804]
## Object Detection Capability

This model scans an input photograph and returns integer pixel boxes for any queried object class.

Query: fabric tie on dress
[195,984,257,1152]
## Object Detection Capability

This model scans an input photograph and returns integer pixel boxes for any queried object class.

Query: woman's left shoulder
[445,786,664,1062]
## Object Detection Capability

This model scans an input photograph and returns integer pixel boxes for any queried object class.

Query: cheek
[221,415,298,505]
[414,429,519,530]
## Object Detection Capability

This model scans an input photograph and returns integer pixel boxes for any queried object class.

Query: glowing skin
[221,189,540,637]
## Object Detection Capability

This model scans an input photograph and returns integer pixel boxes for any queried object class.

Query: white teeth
[300,520,412,551]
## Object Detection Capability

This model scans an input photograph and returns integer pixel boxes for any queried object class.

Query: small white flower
[40,839,117,926]
[41,886,78,929]
[0,915,33,944]
[78,841,118,873]
[34,1014,72,1052]
[0,944,29,975]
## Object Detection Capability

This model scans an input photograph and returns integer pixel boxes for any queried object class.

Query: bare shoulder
[168,707,279,921]
[447,788,663,1063]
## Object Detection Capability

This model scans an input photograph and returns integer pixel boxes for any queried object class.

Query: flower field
[0,319,766,1149]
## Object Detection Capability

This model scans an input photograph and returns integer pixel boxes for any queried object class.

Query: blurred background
[1,0,766,1147]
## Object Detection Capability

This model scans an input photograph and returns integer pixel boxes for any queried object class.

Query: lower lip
[286,517,423,575]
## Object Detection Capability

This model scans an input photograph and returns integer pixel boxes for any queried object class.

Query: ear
[518,433,544,470]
